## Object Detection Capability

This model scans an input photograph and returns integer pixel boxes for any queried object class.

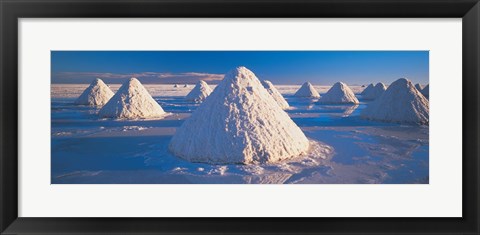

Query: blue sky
[51,51,429,85]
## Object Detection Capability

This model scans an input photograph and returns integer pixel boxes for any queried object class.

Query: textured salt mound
[98,78,166,119]
[374,82,387,95]
[318,82,359,104]
[415,83,423,92]
[294,82,320,98]
[186,80,213,102]
[169,66,310,164]
[363,82,387,100]
[74,78,114,106]
[421,84,429,99]
[361,84,374,95]
[361,78,429,125]
[261,80,289,109]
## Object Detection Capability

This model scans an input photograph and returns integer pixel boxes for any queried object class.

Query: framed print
[1,0,479,234]
[48,50,431,185]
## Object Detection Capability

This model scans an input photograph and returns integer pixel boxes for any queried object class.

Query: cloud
[52,71,225,84]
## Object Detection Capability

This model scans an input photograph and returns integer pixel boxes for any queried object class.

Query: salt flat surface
[51,84,428,184]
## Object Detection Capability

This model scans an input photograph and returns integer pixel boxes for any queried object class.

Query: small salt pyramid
[363,82,387,100]
[169,67,310,164]
[361,84,374,96]
[421,84,429,99]
[186,80,213,102]
[415,83,423,92]
[294,82,320,98]
[98,78,166,119]
[261,80,289,109]
[361,78,429,124]
[374,82,387,94]
[74,78,114,106]
[318,82,359,104]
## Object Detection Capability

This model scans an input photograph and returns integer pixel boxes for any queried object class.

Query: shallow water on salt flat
[51,94,429,184]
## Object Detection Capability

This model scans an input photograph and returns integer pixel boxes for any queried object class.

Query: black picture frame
[1,0,479,234]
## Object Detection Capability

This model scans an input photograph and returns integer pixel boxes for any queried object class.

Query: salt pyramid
[361,78,429,124]
[169,67,310,164]
[294,82,320,98]
[415,83,423,92]
[374,82,387,94]
[74,78,114,106]
[361,84,374,96]
[363,82,387,100]
[261,80,289,109]
[421,84,429,99]
[98,78,166,119]
[318,82,359,104]
[186,80,213,102]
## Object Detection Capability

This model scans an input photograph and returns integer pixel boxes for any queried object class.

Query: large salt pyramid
[74,78,114,106]
[186,80,213,102]
[361,84,374,96]
[318,82,359,104]
[421,84,429,99]
[361,78,429,124]
[294,82,320,98]
[363,82,387,100]
[169,67,310,164]
[98,78,166,119]
[261,80,289,109]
